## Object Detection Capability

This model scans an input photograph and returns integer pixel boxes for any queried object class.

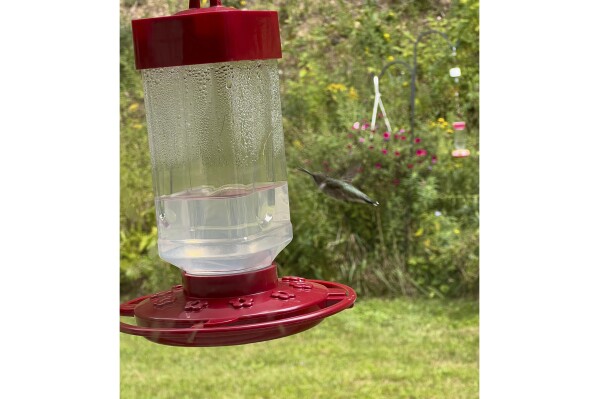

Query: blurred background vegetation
[120,0,479,300]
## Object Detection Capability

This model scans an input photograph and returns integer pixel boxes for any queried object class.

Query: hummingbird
[297,167,379,206]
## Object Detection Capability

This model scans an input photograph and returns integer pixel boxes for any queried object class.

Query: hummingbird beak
[296,167,313,177]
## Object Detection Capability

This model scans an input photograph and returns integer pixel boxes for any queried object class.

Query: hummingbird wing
[340,162,363,183]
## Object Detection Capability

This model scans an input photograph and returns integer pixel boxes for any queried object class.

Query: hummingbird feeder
[120,0,356,347]
[449,66,470,158]
[451,121,470,158]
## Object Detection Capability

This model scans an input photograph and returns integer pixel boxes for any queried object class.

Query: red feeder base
[452,148,471,158]
[120,263,356,347]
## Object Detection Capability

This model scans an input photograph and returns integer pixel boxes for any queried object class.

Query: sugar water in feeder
[144,58,292,275]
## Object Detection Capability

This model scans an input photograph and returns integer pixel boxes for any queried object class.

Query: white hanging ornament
[449,67,461,78]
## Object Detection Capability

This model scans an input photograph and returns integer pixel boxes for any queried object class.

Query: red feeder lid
[131,1,282,70]
[120,263,357,347]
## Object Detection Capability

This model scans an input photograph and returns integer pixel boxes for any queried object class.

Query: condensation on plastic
[142,59,287,196]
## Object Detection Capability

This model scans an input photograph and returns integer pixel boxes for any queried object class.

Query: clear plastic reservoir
[141,59,292,275]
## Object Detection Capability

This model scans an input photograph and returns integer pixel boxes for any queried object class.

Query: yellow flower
[326,83,347,93]
[429,121,436,127]
[424,239,431,247]
[348,87,358,100]
[453,228,461,235]
[437,117,445,123]
[442,121,449,128]
[292,139,304,150]
[414,227,424,237]
[446,129,453,134]
[132,123,143,130]
[383,33,391,42]
[128,103,139,112]
[240,0,247,5]
[387,55,395,61]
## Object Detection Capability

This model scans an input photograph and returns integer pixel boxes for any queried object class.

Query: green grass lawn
[120,298,478,399]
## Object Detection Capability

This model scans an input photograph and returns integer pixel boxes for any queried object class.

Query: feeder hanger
[370,75,393,134]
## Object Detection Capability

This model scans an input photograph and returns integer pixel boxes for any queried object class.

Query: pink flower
[381,148,388,155]
[375,163,382,169]
[394,151,400,157]
[358,137,366,143]
[431,155,438,164]
[352,122,360,130]
[407,164,414,169]
[415,137,421,143]
[400,135,407,141]
[361,123,370,130]
[383,132,391,141]
[399,129,405,133]
[394,133,400,140]
[416,149,427,157]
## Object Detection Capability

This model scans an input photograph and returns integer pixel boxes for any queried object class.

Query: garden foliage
[120,0,479,299]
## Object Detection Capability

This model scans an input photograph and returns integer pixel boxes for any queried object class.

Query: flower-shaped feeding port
[283,275,313,290]
[282,276,305,283]
[184,300,208,312]
[271,290,296,300]
[289,282,314,290]
[229,297,255,309]
[150,287,179,308]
